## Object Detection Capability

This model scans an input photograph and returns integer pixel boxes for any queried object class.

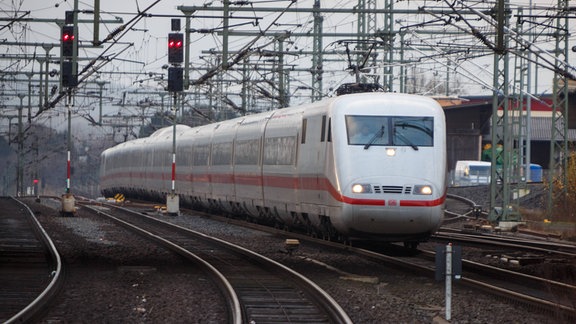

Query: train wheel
[403,241,418,249]
[337,235,350,245]
[319,216,337,241]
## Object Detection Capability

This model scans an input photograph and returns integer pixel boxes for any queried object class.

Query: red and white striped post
[166,92,179,216]
[61,93,75,215]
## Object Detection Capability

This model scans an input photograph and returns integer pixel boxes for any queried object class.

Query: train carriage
[100,92,446,246]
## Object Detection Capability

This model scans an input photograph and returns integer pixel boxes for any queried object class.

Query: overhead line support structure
[382,0,394,91]
[0,17,123,24]
[357,0,368,84]
[489,0,525,225]
[547,0,570,216]
[513,7,530,188]
[311,0,323,102]
[178,2,488,102]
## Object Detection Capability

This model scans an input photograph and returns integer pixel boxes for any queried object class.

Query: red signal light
[63,33,74,42]
[168,33,183,63]
[61,25,76,58]
[168,39,182,48]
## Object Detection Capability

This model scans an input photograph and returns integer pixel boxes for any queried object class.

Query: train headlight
[386,148,396,156]
[413,185,433,195]
[352,184,372,194]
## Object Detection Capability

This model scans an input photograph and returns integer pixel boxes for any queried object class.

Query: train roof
[102,92,442,154]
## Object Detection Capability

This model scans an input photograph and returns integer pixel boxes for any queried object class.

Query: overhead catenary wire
[441,0,576,80]
[38,0,164,116]
[192,0,297,86]
[403,27,552,108]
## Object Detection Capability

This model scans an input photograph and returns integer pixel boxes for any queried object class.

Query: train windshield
[346,115,433,149]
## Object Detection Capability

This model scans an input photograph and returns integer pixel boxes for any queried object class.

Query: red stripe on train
[102,172,444,207]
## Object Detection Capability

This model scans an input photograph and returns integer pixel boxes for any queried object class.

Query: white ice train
[100,92,447,247]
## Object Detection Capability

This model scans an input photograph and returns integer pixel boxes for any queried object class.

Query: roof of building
[438,95,576,141]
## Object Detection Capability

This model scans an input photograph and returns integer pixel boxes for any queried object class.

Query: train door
[233,114,268,218]
[319,115,332,212]
[297,106,331,231]
[261,110,302,225]
[209,121,237,213]
[190,126,214,209]
[175,137,194,205]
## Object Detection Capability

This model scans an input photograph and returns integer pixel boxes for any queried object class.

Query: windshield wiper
[394,122,432,137]
[364,125,385,150]
[395,132,419,151]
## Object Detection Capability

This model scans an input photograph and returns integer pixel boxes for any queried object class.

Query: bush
[546,151,576,222]
[539,151,576,241]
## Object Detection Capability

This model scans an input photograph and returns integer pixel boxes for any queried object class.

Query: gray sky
[1,0,575,134]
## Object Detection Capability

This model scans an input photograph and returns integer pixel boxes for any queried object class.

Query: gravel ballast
[26,193,564,323]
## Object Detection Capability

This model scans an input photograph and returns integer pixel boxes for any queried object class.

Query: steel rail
[5,197,63,324]
[191,206,576,320]
[82,204,242,324]
[83,202,352,323]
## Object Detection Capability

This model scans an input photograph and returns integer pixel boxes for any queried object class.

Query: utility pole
[17,93,25,196]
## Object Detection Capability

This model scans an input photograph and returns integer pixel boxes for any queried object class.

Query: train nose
[341,178,445,237]
[350,205,442,235]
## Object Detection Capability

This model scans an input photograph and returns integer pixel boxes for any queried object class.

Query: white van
[453,160,491,186]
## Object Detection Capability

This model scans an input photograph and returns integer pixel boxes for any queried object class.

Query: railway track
[279,232,576,321]
[81,201,352,324]
[444,193,576,252]
[0,197,63,323]
[147,198,575,321]
[444,193,482,221]
[435,228,576,257]
[431,194,576,319]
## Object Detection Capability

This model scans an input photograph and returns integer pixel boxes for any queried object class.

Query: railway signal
[61,25,76,58]
[166,20,183,217]
[168,33,183,64]
[61,61,78,88]
[168,67,183,92]
[60,23,78,89]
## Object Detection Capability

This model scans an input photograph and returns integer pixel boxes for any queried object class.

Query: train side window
[193,145,210,166]
[301,119,307,144]
[264,136,297,165]
[235,139,260,165]
[212,142,232,165]
[327,118,332,142]
[320,115,326,142]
